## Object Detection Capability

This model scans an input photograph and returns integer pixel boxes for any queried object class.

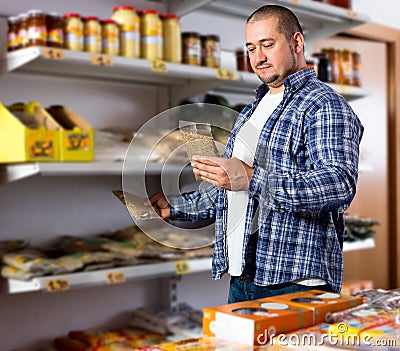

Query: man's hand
[147,193,170,219]
[191,156,254,191]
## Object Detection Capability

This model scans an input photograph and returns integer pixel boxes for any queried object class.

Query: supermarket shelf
[0,160,188,183]
[1,257,212,294]
[343,238,375,252]
[167,0,369,44]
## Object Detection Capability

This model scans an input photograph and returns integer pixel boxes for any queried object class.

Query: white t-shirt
[227,91,283,275]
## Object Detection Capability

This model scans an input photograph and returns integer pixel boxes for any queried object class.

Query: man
[149,5,363,303]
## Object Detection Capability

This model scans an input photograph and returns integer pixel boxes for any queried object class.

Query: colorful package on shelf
[341,280,374,296]
[46,105,94,161]
[203,299,314,346]
[271,290,363,325]
[0,101,60,163]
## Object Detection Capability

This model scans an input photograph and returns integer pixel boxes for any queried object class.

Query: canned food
[201,34,220,68]
[182,32,201,66]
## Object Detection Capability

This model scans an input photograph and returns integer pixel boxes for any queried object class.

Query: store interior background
[0,0,399,350]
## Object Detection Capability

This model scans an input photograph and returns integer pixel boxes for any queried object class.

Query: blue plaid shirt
[169,68,363,292]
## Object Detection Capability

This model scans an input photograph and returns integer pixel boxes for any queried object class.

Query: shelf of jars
[165,0,369,44]
[1,238,374,294]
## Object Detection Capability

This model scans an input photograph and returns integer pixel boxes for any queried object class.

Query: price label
[174,260,191,275]
[106,270,126,284]
[43,48,65,60]
[288,0,301,5]
[345,10,359,20]
[150,60,168,73]
[91,54,113,67]
[215,68,238,81]
[45,278,70,292]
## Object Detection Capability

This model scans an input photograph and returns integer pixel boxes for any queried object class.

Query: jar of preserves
[7,16,20,51]
[160,13,181,63]
[83,16,101,53]
[201,34,220,68]
[236,48,253,72]
[17,14,29,49]
[112,5,140,58]
[140,9,162,61]
[312,52,332,82]
[63,13,83,51]
[352,51,362,87]
[182,32,201,66]
[328,0,352,9]
[27,10,47,47]
[322,47,339,84]
[46,12,63,48]
[101,19,120,56]
[338,48,353,85]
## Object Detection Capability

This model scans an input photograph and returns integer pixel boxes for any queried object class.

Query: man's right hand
[148,193,170,219]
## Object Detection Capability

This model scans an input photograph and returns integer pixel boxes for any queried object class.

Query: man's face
[245,16,297,89]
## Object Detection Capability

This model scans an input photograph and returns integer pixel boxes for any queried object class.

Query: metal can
[112,5,140,58]
[7,16,20,51]
[160,13,181,63]
[63,13,83,51]
[182,32,201,66]
[101,19,120,56]
[201,34,220,68]
[46,12,64,48]
[83,16,101,53]
[27,10,47,47]
[140,9,162,61]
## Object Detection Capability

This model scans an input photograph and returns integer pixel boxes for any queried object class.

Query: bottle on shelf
[140,9,163,61]
[160,13,182,63]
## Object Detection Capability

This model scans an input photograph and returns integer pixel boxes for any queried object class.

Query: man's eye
[247,48,255,53]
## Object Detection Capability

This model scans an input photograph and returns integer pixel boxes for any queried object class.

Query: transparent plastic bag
[179,120,219,181]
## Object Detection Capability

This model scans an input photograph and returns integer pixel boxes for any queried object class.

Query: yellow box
[203,299,313,346]
[46,105,94,162]
[0,101,59,163]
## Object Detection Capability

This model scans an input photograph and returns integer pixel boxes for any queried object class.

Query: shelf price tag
[288,0,301,5]
[174,260,191,275]
[215,68,238,81]
[345,10,359,20]
[106,270,126,285]
[43,48,65,60]
[150,60,168,73]
[45,278,70,292]
[91,54,113,67]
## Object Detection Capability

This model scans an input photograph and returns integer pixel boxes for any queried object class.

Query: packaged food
[27,9,47,47]
[201,34,220,68]
[17,14,29,49]
[2,249,53,273]
[46,12,64,48]
[63,13,83,51]
[7,16,20,51]
[101,19,120,56]
[182,32,201,65]
[160,13,181,63]
[83,16,101,53]
[140,9,163,61]
[112,190,160,220]
[68,329,126,347]
[179,120,220,181]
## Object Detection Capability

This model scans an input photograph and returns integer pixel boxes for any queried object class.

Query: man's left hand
[191,156,254,191]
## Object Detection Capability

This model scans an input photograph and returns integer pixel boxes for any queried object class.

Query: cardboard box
[46,105,94,162]
[271,290,363,325]
[0,101,59,163]
[203,299,313,346]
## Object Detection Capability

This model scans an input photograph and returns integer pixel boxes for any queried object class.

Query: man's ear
[293,32,305,53]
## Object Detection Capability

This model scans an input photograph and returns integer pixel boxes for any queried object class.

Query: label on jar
[8,32,18,49]
[103,37,119,50]
[121,30,139,41]
[141,36,162,45]
[48,29,63,44]
[28,26,47,41]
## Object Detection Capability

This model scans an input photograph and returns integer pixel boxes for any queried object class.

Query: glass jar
[7,16,20,51]
[322,47,339,84]
[17,14,29,49]
[352,51,362,87]
[101,19,120,56]
[201,34,220,68]
[83,16,101,53]
[27,10,47,47]
[63,13,83,51]
[112,5,140,58]
[328,0,352,9]
[140,9,163,61]
[46,12,63,48]
[182,32,201,66]
[160,13,181,63]
[312,52,332,82]
[235,49,253,72]
[339,48,353,85]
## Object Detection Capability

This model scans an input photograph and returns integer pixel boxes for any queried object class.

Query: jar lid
[47,12,62,18]
[182,31,200,38]
[113,5,136,12]
[18,13,28,20]
[7,16,19,22]
[160,13,179,19]
[83,16,99,21]
[27,9,46,16]
[63,13,81,18]
[140,9,159,15]
[201,34,220,41]
[101,19,117,24]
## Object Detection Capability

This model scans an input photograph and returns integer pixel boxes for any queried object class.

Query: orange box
[271,290,363,325]
[203,299,313,346]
